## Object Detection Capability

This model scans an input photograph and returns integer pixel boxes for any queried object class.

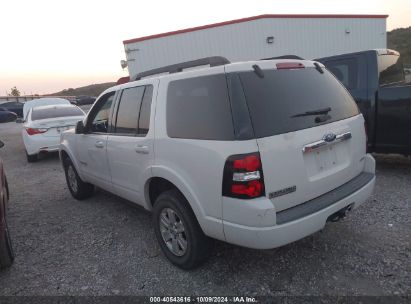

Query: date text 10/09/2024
[149,297,257,303]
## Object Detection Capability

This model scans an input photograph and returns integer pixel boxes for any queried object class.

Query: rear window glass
[238,68,359,138]
[32,106,84,121]
[378,55,405,85]
[166,74,234,140]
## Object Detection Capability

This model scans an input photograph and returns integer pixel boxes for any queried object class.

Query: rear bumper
[222,154,376,249]
[25,136,60,155]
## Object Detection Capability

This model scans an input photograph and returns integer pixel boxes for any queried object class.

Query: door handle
[135,145,149,154]
[95,141,104,148]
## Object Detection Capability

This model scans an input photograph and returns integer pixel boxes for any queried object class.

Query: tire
[26,151,38,163]
[63,157,94,200]
[0,218,15,269]
[153,189,211,269]
[4,178,9,210]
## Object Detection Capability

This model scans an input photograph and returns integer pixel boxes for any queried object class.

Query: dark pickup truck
[317,49,411,155]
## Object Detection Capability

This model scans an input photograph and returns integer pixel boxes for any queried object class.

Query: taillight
[25,127,48,135]
[223,152,265,199]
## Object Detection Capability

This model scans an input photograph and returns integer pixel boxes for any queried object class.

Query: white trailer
[122,14,387,79]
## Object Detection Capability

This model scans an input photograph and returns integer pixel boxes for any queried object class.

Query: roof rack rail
[133,56,230,81]
[261,55,305,60]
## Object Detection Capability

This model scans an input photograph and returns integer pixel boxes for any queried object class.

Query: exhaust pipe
[327,204,353,222]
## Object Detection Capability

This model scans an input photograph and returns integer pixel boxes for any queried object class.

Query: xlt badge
[269,185,297,199]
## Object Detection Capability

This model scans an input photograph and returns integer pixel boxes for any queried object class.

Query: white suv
[60,57,375,269]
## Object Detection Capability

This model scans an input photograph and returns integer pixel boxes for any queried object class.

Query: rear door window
[237,68,359,138]
[137,85,153,136]
[114,86,145,135]
[323,58,359,89]
[166,74,234,140]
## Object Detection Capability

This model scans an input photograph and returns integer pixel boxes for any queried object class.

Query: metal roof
[123,14,389,45]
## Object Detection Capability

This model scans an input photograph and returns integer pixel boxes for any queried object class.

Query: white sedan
[22,104,85,162]
[22,97,71,119]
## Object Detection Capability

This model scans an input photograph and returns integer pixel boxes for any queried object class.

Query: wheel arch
[145,167,207,229]
[59,146,85,181]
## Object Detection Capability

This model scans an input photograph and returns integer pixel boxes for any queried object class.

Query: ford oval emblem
[323,133,337,142]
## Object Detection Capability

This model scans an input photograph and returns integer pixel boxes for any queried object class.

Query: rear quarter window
[166,74,234,140]
[237,68,360,138]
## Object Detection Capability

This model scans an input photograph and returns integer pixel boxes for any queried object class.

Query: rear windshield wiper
[291,107,331,118]
[313,62,324,74]
[252,64,264,78]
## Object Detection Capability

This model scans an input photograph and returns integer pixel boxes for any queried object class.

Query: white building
[122,14,388,80]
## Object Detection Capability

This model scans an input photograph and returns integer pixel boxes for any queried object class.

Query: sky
[0,0,410,95]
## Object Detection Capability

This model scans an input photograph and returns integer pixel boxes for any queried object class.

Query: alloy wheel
[159,208,188,256]
[67,165,78,193]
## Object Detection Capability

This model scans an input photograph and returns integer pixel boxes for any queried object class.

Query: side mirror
[15,118,24,123]
[75,120,86,134]
[0,140,4,148]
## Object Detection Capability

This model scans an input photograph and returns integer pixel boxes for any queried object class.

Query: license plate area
[304,142,349,180]
[314,145,338,172]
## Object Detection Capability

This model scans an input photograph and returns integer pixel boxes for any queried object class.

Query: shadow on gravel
[35,151,60,163]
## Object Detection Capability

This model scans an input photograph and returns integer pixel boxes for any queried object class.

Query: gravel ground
[0,119,410,297]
